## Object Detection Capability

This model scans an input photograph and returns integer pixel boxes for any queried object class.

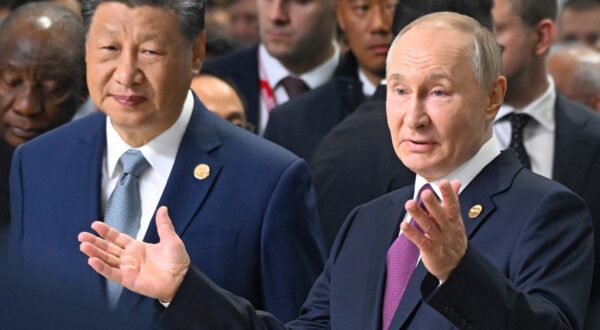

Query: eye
[432,90,445,97]
[353,4,369,14]
[141,49,158,56]
[101,45,118,53]
[2,74,21,88]
[394,88,407,96]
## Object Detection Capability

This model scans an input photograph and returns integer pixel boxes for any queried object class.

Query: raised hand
[401,180,467,282]
[78,206,190,303]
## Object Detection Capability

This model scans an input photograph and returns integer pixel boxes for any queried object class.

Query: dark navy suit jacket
[156,151,594,329]
[7,95,326,327]
[203,47,261,129]
[263,52,366,160]
[311,90,600,327]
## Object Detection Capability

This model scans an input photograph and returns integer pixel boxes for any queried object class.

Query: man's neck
[359,65,385,87]
[504,62,549,109]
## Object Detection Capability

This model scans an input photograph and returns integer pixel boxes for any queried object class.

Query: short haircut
[508,0,557,26]
[562,0,600,11]
[0,1,87,109]
[392,0,493,35]
[387,11,502,89]
[81,0,206,43]
[550,42,600,96]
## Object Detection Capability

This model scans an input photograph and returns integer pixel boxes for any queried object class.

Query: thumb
[156,206,177,242]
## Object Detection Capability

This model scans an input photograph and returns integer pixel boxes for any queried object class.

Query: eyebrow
[387,72,453,83]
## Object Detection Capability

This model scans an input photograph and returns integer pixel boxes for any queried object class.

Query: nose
[267,0,289,25]
[115,51,142,87]
[13,84,43,116]
[369,3,393,34]
[403,97,429,129]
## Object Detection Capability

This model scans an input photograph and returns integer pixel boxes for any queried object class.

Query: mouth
[112,94,147,107]
[266,29,290,41]
[6,125,44,140]
[369,43,391,56]
[402,139,437,152]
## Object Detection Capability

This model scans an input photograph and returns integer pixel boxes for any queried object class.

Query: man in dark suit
[492,0,600,327]
[310,0,494,248]
[79,12,593,329]
[203,0,338,134]
[6,0,325,327]
[263,0,395,160]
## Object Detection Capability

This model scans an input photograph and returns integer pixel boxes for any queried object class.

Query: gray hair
[81,0,206,43]
[386,11,502,89]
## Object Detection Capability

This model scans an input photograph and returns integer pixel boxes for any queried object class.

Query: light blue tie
[104,149,149,308]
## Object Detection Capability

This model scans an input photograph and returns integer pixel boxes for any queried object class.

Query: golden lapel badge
[468,204,483,219]
[194,164,210,180]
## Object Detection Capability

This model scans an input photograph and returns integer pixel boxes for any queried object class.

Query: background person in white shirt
[492,0,600,328]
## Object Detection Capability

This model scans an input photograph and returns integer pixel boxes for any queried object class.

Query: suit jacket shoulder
[310,88,415,248]
[203,47,261,127]
[264,52,365,160]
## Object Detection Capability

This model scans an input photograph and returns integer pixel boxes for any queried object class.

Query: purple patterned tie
[382,184,435,330]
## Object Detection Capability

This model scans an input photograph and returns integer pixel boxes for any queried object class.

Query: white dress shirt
[102,90,194,241]
[257,43,340,134]
[358,68,378,98]
[403,138,501,227]
[493,77,556,179]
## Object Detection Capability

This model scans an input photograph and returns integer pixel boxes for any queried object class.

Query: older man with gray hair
[79,11,593,329]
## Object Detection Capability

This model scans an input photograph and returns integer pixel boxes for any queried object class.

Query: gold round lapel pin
[194,164,210,180]
[468,204,483,219]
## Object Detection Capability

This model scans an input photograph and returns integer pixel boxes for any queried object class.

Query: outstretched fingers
[87,256,124,285]
[91,221,134,249]
[439,180,462,224]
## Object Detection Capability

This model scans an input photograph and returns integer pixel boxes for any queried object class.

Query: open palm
[78,206,190,302]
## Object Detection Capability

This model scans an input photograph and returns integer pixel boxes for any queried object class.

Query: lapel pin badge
[194,164,210,180]
[468,204,483,219]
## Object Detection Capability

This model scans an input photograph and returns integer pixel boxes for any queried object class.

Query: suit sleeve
[156,203,363,329]
[423,189,594,329]
[259,158,327,322]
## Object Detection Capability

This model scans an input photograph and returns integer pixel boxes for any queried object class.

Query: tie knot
[505,112,531,131]
[416,183,437,203]
[119,149,149,178]
[280,76,309,99]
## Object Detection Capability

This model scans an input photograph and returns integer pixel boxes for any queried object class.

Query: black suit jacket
[0,139,12,255]
[157,152,594,330]
[551,94,600,329]
[310,85,415,248]
[0,139,11,226]
[263,52,366,160]
[203,47,261,128]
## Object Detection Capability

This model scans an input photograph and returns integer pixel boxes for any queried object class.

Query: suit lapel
[74,113,108,302]
[143,96,223,243]
[388,152,520,329]
[118,96,223,310]
[363,187,412,329]
[553,94,595,193]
